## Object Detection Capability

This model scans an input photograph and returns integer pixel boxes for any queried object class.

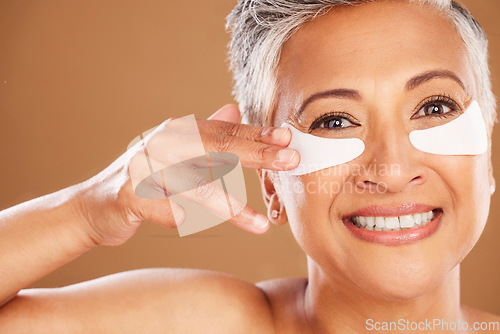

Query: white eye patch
[279,124,365,176]
[409,100,487,155]
[280,100,487,176]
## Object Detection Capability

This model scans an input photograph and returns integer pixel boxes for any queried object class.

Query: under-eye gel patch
[279,100,486,176]
[279,123,365,176]
[409,100,487,155]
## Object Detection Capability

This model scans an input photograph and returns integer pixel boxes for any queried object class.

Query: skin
[0,2,498,333]
[261,1,498,332]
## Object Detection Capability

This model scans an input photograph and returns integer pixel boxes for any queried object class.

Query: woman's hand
[0,104,298,308]
[76,105,299,246]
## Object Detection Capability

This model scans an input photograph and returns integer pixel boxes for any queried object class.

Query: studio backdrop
[0,0,499,314]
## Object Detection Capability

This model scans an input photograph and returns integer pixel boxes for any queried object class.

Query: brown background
[0,0,498,314]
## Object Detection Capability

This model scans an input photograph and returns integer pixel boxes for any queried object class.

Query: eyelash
[411,94,460,119]
[309,112,359,131]
[308,94,461,131]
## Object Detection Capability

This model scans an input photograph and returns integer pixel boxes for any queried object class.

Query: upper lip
[343,203,439,219]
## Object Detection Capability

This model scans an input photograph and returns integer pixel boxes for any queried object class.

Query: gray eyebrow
[294,69,466,119]
[295,89,361,118]
[405,69,466,92]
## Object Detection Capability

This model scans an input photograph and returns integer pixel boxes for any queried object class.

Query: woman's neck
[302,258,463,334]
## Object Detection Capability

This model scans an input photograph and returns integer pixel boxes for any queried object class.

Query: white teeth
[419,211,434,225]
[423,212,431,224]
[351,210,436,231]
[399,215,415,228]
[413,213,422,225]
[385,217,399,230]
[375,217,385,229]
[366,217,375,229]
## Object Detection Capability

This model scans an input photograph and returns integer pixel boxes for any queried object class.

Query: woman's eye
[415,103,453,117]
[319,117,355,129]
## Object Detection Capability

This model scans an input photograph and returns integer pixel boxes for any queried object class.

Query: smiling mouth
[349,209,443,232]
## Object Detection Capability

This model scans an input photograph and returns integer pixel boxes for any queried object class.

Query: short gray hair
[226,0,497,134]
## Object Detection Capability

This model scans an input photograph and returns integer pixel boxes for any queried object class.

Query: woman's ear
[256,169,288,225]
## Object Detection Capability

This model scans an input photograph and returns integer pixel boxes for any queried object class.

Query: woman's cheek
[279,170,347,242]
[432,154,490,261]
[460,155,491,253]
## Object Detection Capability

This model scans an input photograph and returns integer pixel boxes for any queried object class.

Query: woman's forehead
[276,1,475,109]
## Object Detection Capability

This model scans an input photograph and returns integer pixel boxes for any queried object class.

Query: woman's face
[272,1,493,301]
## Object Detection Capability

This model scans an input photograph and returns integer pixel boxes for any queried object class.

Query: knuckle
[191,177,216,201]
[146,127,175,153]
[229,200,246,217]
[128,152,149,175]
[249,144,267,162]
[220,121,238,136]
[251,126,265,141]
[129,152,144,167]
[212,134,235,152]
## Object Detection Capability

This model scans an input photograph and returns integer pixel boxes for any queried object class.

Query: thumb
[208,104,241,123]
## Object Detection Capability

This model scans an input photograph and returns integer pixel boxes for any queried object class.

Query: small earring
[490,185,496,195]
[271,209,279,219]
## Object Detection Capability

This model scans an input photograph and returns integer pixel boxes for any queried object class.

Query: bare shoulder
[256,276,308,333]
[257,276,307,300]
[0,268,275,334]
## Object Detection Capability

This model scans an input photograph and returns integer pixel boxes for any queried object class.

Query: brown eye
[415,103,453,117]
[319,117,355,129]
[310,111,360,131]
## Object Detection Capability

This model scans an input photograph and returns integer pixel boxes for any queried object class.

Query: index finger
[198,119,292,147]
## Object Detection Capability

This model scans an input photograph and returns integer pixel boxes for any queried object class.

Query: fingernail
[254,215,269,229]
[278,148,297,163]
[272,128,290,142]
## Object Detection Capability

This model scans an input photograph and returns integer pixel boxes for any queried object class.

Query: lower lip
[343,210,443,246]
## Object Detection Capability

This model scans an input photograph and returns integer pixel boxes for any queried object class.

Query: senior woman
[0,0,499,332]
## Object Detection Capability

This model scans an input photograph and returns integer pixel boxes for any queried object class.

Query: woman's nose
[353,127,426,194]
